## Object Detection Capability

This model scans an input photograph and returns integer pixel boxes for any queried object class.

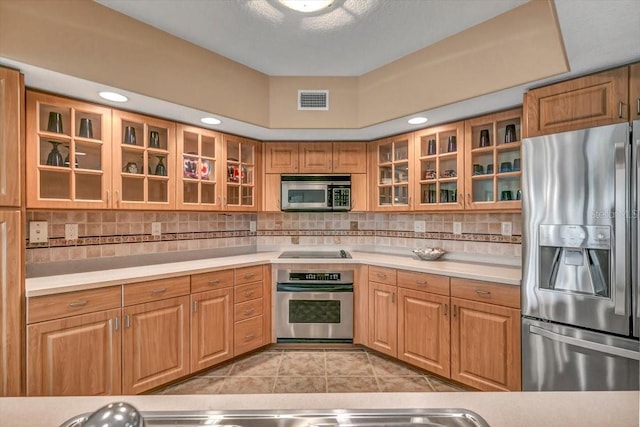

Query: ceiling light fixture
[98,91,128,102]
[279,0,333,13]
[201,117,222,125]
[408,117,428,125]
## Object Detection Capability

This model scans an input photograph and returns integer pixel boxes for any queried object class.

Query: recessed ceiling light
[408,117,428,125]
[98,91,128,102]
[279,0,333,13]
[201,117,222,125]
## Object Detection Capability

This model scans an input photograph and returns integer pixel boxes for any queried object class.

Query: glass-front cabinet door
[464,108,522,210]
[26,91,112,209]
[223,135,259,211]
[112,110,176,210]
[177,125,222,210]
[373,133,413,211]
[413,122,464,211]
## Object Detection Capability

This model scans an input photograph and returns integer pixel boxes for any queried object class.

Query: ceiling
[4,0,640,140]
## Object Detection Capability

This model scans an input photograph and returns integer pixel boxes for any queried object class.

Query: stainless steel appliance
[281,174,351,212]
[276,269,353,343]
[522,121,640,391]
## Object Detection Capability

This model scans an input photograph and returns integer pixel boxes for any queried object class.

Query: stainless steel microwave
[281,174,351,212]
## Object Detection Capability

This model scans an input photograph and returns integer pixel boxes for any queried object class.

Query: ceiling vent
[298,90,329,111]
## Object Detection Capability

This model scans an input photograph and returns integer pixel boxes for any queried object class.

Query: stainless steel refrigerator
[521,121,640,391]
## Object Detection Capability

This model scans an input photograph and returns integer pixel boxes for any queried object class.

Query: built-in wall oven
[276,269,353,343]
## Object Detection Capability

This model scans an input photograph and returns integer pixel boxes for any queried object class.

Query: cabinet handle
[408,197,412,207]
[208,279,220,285]
[327,161,332,169]
[125,314,131,328]
[453,305,458,317]
[619,101,623,119]
[151,287,167,294]
[244,307,255,316]
[244,333,255,341]
[466,193,471,205]
[244,272,255,279]
[106,190,110,204]
[243,290,255,297]
[415,280,427,286]
[115,190,120,203]
[637,98,640,116]
[392,292,396,303]
[217,196,222,206]
[376,272,387,279]
[193,300,198,313]
[444,304,448,317]
[475,289,491,298]
[68,300,88,308]
[277,198,281,209]
[114,316,119,331]
[459,192,463,203]
[224,197,227,206]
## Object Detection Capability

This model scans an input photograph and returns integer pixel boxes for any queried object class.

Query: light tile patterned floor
[154,348,468,394]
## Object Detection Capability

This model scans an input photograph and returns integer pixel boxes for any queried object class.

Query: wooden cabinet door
[123,296,190,394]
[397,288,450,378]
[27,308,121,396]
[524,66,629,137]
[223,134,260,211]
[450,297,521,391]
[0,67,22,207]
[631,62,640,120]
[333,142,367,173]
[368,282,397,357]
[0,209,22,396]
[350,173,368,212]
[263,174,281,211]
[370,133,413,211]
[191,288,233,373]
[265,143,299,173]
[299,143,332,173]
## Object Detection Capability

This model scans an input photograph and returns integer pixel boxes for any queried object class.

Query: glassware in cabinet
[374,133,413,210]
[223,134,258,211]
[26,91,112,208]
[176,125,222,210]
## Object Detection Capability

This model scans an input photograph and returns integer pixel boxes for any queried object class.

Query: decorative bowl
[412,248,446,261]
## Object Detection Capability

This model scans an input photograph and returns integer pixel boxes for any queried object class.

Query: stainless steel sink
[59,406,490,427]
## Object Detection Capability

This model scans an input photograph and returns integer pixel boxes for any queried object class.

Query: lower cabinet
[122,295,190,394]
[191,288,234,372]
[233,265,267,354]
[368,281,397,357]
[27,308,122,396]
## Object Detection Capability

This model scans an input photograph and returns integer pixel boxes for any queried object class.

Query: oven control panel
[277,269,354,285]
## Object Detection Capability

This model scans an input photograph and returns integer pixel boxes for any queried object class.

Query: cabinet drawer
[397,270,450,296]
[124,276,190,306]
[234,315,264,355]
[368,266,396,285]
[191,269,234,293]
[235,265,263,285]
[235,282,263,304]
[234,298,264,322]
[28,286,121,324]
[451,278,520,309]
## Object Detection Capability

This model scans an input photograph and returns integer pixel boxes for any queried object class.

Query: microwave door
[282,182,328,210]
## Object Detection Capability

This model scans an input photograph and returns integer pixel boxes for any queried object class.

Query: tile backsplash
[26,210,521,265]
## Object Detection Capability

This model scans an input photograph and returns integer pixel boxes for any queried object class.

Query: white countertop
[1,391,637,427]
[26,251,521,297]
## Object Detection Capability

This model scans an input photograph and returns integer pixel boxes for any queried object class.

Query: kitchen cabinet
[450,278,521,391]
[397,270,451,378]
[463,108,522,209]
[371,133,413,211]
[223,134,260,211]
[413,122,464,211]
[190,270,234,372]
[631,62,640,120]
[26,91,113,209]
[122,276,190,394]
[523,66,629,138]
[112,110,176,209]
[264,142,366,174]
[367,266,397,357]
[177,124,224,210]
[233,265,267,355]
[26,286,122,396]
[0,67,23,207]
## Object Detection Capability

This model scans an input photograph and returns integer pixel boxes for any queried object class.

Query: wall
[26,210,521,268]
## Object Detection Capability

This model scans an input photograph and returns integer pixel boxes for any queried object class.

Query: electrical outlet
[29,221,48,243]
[65,223,78,241]
[414,220,425,232]
[249,220,257,232]
[453,222,462,235]
[501,222,512,236]
[151,222,162,236]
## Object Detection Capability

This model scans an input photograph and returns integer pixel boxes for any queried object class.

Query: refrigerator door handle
[635,134,639,320]
[529,325,640,360]
[613,142,627,315]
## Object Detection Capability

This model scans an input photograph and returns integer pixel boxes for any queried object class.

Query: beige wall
[0,0,567,130]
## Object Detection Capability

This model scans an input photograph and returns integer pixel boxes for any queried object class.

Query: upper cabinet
[26,91,113,209]
[371,133,413,211]
[463,108,522,210]
[112,110,176,210]
[631,62,640,120]
[523,66,629,138]
[413,122,464,211]
[265,142,366,174]
[0,67,23,208]
[223,134,260,211]
[177,125,223,210]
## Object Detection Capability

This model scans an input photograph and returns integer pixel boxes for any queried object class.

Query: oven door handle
[277,284,353,293]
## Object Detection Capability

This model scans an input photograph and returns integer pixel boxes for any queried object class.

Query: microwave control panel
[332,188,351,208]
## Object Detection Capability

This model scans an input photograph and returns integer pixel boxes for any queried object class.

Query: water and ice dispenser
[538,224,612,297]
